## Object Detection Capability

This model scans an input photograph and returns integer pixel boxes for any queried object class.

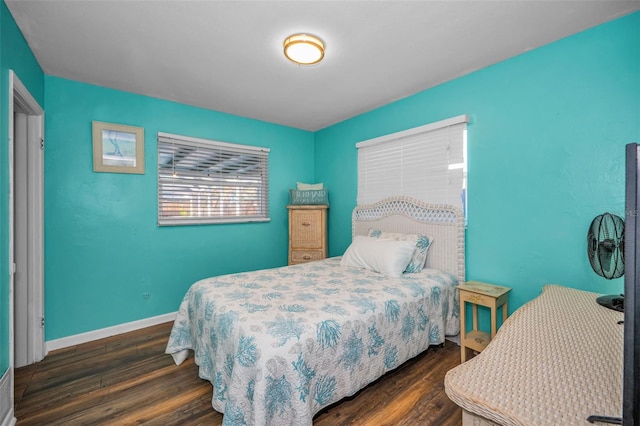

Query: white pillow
[367,229,433,273]
[340,235,416,278]
[296,182,324,190]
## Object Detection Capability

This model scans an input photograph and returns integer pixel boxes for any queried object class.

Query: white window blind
[356,115,468,212]
[157,132,270,226]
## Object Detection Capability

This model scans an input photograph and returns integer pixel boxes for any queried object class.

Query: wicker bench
[445,285,623,426]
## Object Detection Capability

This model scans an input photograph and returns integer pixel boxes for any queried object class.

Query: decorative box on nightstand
[457,281,511,362]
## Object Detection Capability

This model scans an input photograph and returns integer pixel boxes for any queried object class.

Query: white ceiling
[6,1,640,131]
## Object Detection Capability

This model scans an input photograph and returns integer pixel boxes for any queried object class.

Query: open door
[10,71,45,368]
[5,70,45,425]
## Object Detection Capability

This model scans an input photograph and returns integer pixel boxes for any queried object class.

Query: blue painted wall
[44,77,314,340]
[315,11,640,314]
[5,6,639,346]
[0,0,44,374]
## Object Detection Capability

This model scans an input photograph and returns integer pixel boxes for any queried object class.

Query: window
[157,132,270,226]
[356,115,468,215]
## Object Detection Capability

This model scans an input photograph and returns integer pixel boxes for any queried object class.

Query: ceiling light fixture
[283,33,325,65]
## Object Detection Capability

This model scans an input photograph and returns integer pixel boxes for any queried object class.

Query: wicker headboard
[352,196,465,282]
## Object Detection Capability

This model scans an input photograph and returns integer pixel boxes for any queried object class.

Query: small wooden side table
[457,281,511,362]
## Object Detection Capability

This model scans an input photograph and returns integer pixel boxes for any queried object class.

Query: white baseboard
[0,369,16,426]
[45,312,177,352]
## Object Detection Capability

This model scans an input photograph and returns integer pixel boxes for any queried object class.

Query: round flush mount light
[283,33,325,65]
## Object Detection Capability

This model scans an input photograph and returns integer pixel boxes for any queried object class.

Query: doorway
[8,70,45,374]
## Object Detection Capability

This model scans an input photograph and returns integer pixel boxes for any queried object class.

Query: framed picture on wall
[92,121,145,174]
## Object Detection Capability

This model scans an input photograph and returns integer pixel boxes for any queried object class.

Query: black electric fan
[587,212,625,312]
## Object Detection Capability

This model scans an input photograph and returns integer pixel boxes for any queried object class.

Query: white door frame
[8,69,45,412]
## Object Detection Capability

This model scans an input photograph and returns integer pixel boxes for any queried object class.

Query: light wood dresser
[287,205,328,265]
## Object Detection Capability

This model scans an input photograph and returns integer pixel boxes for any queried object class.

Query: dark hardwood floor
[14,322,462,425]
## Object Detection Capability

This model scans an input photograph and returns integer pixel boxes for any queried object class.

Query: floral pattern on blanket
[166,257,459,426]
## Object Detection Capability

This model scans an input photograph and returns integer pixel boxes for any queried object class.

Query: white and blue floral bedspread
[165,257,459,426]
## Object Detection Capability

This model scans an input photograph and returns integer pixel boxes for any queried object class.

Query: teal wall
[315,11,640,314]
[44,77,314,340]
[4,5,639,346]
[0,0,44,374]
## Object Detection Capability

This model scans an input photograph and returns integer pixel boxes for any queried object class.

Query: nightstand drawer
[291,250,325,264]
[290,210,323,248]
[460,292,494,307]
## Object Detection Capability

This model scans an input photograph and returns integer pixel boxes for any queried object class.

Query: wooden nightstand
[457,281,511,362]
[287,205,328,265]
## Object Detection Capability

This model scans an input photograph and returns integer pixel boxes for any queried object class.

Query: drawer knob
[302,221,311,226]
[303,255,311,260]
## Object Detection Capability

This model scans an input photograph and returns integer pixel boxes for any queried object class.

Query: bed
[444,285,624,426]
[165,196,465,425]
